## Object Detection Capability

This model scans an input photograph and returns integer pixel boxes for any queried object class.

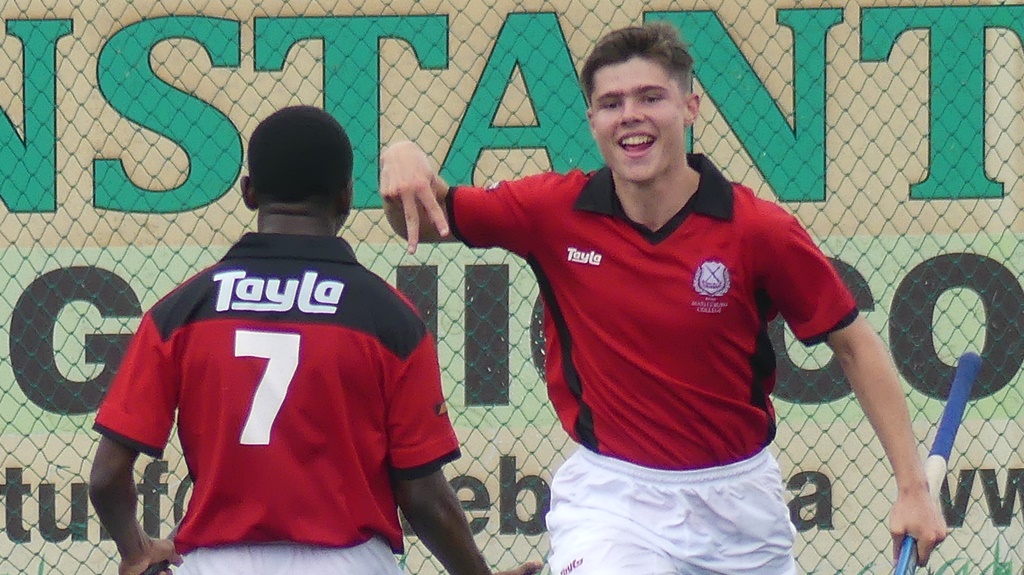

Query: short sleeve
[93,314,180,457]
[758,210,857,345]
[385,333,460,476]
[446,172,565,256]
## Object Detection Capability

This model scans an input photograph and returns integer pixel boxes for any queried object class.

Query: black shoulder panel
[148,260,427,359]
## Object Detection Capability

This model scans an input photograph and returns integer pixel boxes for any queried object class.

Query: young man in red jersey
[90,105,541,575]
[379,23,947,575]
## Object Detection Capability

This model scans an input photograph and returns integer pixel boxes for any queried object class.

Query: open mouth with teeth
[619,134,654,153]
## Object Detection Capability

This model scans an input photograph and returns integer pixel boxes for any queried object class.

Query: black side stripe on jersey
[527,257,599,452]
[752,289,778,447]
[93,423,164,458]
[389,448,461,480]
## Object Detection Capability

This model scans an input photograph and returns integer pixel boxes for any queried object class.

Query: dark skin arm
[393,470,541,575]
[89,437,182,575]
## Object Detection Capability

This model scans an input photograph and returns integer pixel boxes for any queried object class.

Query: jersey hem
[93,423,164,458]
[389,447,460,480]
[800,307,859,346]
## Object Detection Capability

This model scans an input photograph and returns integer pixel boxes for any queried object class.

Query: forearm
[90,468,147,560]
[395,471,492,575]
[832,319,928,491]
[403,497,491,575]
[90,437,149,562]
[827,317,949,560]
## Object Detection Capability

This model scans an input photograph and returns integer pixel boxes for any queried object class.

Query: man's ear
[586,106,595,132]
[240,175,258,211]
[682,92,701,128]
[334,180,354,227]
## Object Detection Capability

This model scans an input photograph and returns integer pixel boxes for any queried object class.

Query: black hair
[246,105,354,209]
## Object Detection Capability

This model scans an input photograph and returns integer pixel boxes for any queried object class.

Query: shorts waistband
[575,447,773,484]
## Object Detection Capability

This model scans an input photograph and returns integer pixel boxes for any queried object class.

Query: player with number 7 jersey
[89,106,541,575]
[94,232,457,555]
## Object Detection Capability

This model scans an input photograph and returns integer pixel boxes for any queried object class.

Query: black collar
[223,233,359,264]
[573,154,734,221]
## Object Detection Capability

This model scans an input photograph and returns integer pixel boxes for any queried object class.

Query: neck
[614,162,700,231]
[257,204,339,236]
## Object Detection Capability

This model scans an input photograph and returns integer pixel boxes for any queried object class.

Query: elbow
[88,438,138,510]
[89,464,123,508]
[396,488,441,527]
[393,472,459,533]
[89,465,139,521]
[89,458,113,497]
[397,503,430,537]
[830,343,856,372]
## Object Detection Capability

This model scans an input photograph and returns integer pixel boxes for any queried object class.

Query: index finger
[914,530,945,567]
[401,192,422,254]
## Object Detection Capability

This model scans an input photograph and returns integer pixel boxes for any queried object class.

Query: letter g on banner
[10,266,142,415]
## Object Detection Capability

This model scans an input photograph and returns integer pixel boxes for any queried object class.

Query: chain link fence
[1,1,1022,573]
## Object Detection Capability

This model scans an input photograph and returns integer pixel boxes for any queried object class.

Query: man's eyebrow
[634,84,669,93]
[594,84,669,99]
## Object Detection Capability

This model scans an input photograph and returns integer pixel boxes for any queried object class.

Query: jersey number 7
[235,329,301,445]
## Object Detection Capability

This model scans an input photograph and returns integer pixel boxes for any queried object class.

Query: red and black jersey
[447,154,857,470]
[94,233,459,554]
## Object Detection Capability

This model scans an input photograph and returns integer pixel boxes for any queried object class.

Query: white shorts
[546,448,797,575]
[177,537,404,575]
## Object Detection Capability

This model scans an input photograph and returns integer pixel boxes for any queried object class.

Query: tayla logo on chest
[212,270,346,314]
[566,247,603,266]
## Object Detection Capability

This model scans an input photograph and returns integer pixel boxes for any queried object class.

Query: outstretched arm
[827,315,948,566]
[393,470,541,575]
[89,437,182,575]
[380,140,459,254]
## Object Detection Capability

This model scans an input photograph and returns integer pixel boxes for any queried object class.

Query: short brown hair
[580,22,694,103]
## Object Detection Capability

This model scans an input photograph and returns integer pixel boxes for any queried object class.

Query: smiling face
[586,56,700,191]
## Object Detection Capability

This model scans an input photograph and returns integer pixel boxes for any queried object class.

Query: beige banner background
[0,0,1021,247]
[1,0,1023,573]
